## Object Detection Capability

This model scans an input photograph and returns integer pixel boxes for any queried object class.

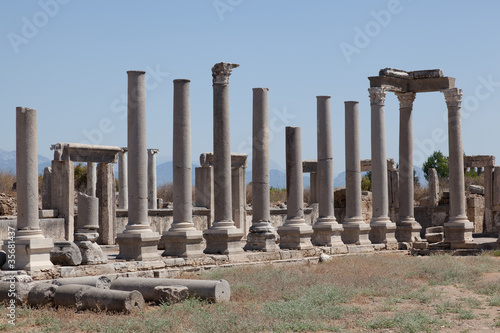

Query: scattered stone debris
[0,193,16,216]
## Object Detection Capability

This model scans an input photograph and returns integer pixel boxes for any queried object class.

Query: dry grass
[0,171,16,196]
[4,253,500,332]
[157,182,174,203]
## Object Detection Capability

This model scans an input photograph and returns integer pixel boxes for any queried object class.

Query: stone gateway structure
[369,68,473,247]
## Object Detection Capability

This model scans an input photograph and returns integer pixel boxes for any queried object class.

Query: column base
[2,237,54,271]
[203,227,244,255]
[369,217,397,244]
[116,231,161,261]
[311,217,344,247]
[342,217,372,245]
[277,218,313,250]
[161,229,204,258]
[244,231,278,252]
[444,215,474,243]
[75,240,108,265]
[395,218,422,242]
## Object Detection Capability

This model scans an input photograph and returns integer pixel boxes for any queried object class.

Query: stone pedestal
[148,149,159,210]
[118,149,128,210]
[368,88,397,245]
[442,88,473,244]
[244,88,278,252]
[343,101,371,245]
[116,70,160,261]
[312,96,344,249]
[161,79,203,258]
[278,127,313,250]
[2,107,53,270]
[203,62,244,255]
[395,92,422,242]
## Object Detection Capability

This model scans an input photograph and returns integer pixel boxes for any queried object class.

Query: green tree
[361,171,371,191]
[422,151,449,180]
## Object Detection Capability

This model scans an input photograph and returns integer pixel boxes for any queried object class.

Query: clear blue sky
[1,0,500,175]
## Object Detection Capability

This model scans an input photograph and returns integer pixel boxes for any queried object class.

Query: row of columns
[369,86,472,245]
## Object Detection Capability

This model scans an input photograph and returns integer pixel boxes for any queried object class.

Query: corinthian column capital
[442,88,463,108]
[212,62,239,85]
[368,87,387,106]
[395,92,416,109]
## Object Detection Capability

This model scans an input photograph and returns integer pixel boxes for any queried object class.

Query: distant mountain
[156,161,197,185]
[0,149,51,174]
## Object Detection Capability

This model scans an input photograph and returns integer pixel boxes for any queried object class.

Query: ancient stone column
[428,168,439,207]
[309,172,318,204]
[368,87,397,246]
[277,127,313,249]
[244,87,278,252]
[342,101,371,245]
[203,62,244,255]
[395,92,422,242]
[2,107,53,270]
[147,149,159,210]
[96,163,116,245]
[87,162,97,197]
[116,70,160,261]
[311,96,344,250]
[442,88,474,244]
[162,79,203,258]
[75,192,107,264]
[42,166,52,210]
[118,149,128,210]
[194,166,214,227]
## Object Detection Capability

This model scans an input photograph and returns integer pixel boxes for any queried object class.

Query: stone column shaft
[442,88,473,244]
[162,79,203,258]
[277,127,313,250]
[148,149,159,210]
[96,163,116,245]
[428,168,439,207]
[244,87,277,251]
[2,107,53,270]
[203,62,243,255]
[128,71,148,228]
[118,149,128,209]
[368,88,397,246]
[116,70,160,261]
[343,101,371,245]
[312,96,344,249]
[396,92,421,242]
[87,162,97,197]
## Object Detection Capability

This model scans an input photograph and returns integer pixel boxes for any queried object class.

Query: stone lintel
[378,68,443,79]
[360,158,396,172]
[199,152,247,169]
[368,76,455,93]
[51,143,121,163]
[464,155,495,168]
[302,160,317,173]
